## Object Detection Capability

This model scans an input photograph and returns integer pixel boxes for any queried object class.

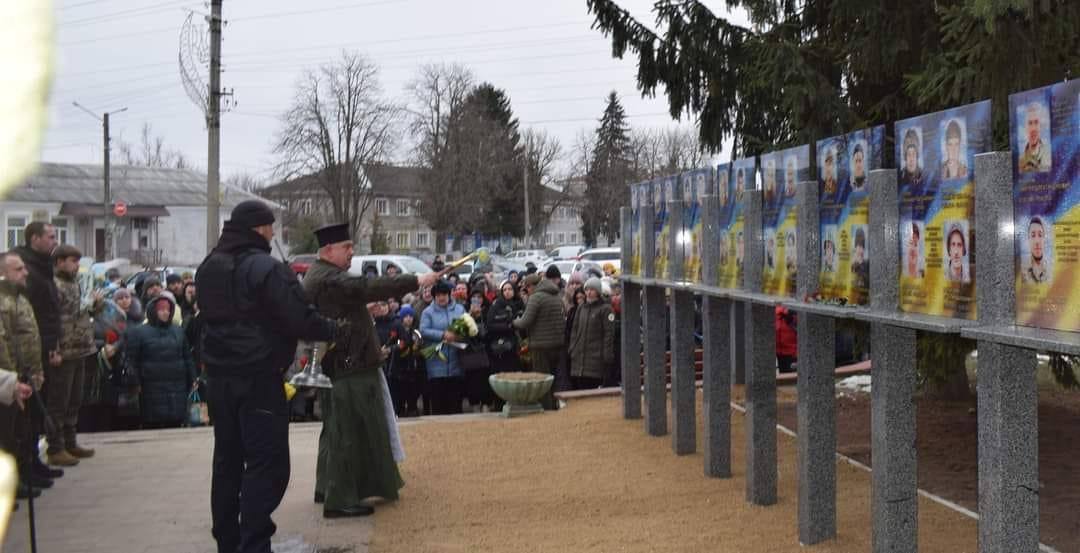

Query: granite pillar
[870,322,917,553]
[731,305,746,386]
[621,280,642,420]
[643,284,667,436]
[671,288,696,455]
[793,179,836,544]
[739,190,776,505]
[700,194,731,477]
[974,152,1039,553]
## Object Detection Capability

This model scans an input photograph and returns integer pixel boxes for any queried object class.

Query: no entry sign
[113,200,127,217]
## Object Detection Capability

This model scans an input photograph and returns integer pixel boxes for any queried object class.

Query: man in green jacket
[303,223,439,518]
[513,267,566,409]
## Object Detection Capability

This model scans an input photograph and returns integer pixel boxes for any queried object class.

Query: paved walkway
[1,422,377,553]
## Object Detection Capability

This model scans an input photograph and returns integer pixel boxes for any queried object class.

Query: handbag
[458,344,491,373]
[489,337,514,356]
[188,390,209,427]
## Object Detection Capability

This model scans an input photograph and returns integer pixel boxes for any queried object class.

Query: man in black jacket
[197,201,342,553]
[13,222,64,484]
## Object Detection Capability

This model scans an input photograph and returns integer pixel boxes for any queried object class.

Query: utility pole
[206,0,223,253]
[73,102,126,260]
[523,134,531,249]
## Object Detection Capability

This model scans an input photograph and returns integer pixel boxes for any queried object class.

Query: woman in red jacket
[775,305,797,373]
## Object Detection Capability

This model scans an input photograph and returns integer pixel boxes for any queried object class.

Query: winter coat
[775,306,797,358]
[386,318,424,382]
[0,280,42,377]
[197,222,337,377]
[512,279,565,349]
[567,298,615,380]
[420,301,466,379]
[127,295,196,425]
[302,259,419,377]
[55,269,104,360]
[486,296,523,349]
[13,246,61,355]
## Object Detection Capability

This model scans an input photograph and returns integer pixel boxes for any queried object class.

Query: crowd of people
[0,221,204,508]
[368,261,623,416]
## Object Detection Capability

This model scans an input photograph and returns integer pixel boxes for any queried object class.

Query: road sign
[113,201,127,217]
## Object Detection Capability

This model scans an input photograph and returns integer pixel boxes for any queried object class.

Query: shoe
[314,491,325,504]
[46,450,80,467]
[32,460,63,479]
[22,474,52,489]
[323,505,374,518]
[67,445,95,459]
[15,483,41,500]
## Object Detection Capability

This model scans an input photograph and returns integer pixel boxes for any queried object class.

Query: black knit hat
[229,200,275,228]
[545,264,561,280]
[432,279,452,295]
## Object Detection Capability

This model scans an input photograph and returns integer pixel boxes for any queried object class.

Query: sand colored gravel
[373,391,978,552]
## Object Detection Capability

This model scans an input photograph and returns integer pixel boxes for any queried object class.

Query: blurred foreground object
[0,0,53,195]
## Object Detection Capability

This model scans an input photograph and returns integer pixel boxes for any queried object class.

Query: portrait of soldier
[851,143,867,191]
[822,148,838,196]
[1019,102,1051,173]
[900,128,924,190]
[944,223,970,283]
[941,119,968,180]
[1022,216,1050,283]
[784,156,797,198]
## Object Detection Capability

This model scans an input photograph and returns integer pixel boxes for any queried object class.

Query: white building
[1,163,272,266]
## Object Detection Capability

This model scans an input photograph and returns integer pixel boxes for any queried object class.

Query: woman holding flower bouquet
[419,280,467,415]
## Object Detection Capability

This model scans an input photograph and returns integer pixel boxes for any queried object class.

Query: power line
[230,0,410,22]
[58,0,197,27]
[59,25,178,46]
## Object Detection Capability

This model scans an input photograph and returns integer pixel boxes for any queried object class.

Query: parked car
[451,258,528,284]
[578,247,622,273]
[548,245,585,261]
[348,255,432,276]
[504,249,552,267]
[123,266,197,298]
[290,253,318,277]
[543,259,604,279]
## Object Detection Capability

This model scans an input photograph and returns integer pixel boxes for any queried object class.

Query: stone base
[502,402,544,418]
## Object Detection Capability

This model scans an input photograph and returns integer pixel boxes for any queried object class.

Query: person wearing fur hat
[567,277,616,390]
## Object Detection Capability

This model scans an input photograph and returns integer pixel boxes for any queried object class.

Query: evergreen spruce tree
[584,91,632,246]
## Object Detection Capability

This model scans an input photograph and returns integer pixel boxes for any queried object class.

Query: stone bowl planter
[488,372,554,418]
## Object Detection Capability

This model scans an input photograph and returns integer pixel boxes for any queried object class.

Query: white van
[548,245,585,261]
[348,255,432,276]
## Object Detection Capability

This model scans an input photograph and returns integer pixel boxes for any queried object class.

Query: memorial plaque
[895,100,991,318]
[760,145,810,297]
[1011,78,1080,331]
[681,168,712,283]
[816,126,885,305]
[718,157,757,289]
[654,176,675,280]
[629,180,651,276]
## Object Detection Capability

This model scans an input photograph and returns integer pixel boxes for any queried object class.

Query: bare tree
[274,51,402,241]
[521,128,564,242]
[405,63,475,238]
[628,126,708,179]
[224,172,265,194]
[119,122,192,169]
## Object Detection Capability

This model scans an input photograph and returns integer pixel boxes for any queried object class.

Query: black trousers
[571,376,603,390]
[777,355,797,373]
[425,377,463,415]
[389,376,423,416]
[206,372,290,553]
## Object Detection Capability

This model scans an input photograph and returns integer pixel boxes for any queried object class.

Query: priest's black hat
[314,223,350,247]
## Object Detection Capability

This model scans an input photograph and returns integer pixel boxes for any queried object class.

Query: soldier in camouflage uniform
[0,251,47,496]
[49,245,104,466]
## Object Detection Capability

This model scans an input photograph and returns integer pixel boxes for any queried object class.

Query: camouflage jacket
[54,270,103,360]
[0,280,41,376]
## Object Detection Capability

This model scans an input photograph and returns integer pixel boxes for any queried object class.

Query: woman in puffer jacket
[127,295,196,428]
[567,278,615,390]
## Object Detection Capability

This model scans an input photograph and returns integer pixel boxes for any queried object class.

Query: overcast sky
[44,0,744,183]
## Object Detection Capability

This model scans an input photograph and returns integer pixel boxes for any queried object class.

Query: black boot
[33,458,63,479]
[21,472,53,489]
[15,482,40,499]
[323,505,375,518]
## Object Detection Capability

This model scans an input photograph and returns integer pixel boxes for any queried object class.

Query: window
[557,232,565,244]
[544,233,553,246]
[51,217,69,244]
[6,215,26,249]
[396,232,409,249]
[375,198,389,216]
[298,199,312,215]
[396,199,410,217]
[416,232,429,248]
[569,233,578,244]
